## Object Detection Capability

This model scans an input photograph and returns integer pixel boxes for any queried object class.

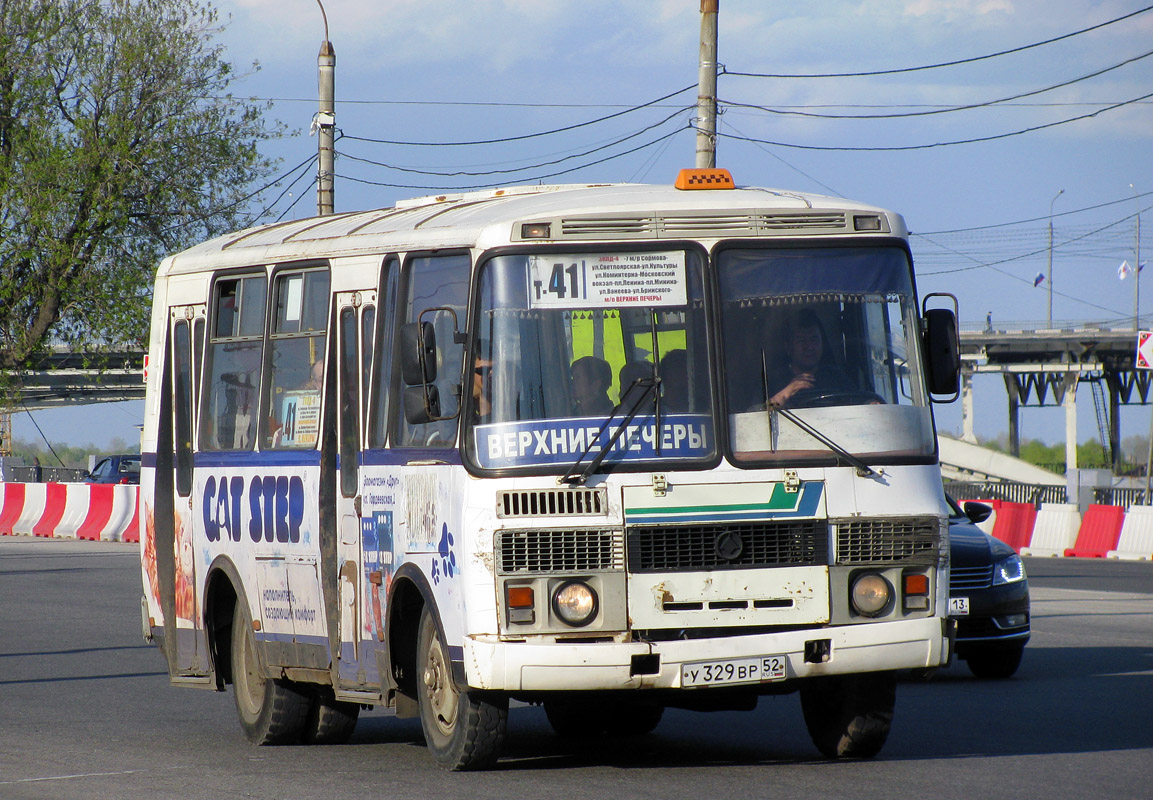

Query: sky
[14,0,1153,455]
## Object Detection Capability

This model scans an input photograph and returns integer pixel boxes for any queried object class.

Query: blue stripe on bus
[142,448,460,469]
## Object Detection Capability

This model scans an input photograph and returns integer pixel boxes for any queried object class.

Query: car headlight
[552,580,598,627]
[850,573,892,617]
[993,554,1026,585]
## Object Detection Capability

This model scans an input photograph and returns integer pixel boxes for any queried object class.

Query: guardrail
[0,482,139,542]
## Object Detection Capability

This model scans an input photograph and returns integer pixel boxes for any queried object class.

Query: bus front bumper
[462,616,950,692]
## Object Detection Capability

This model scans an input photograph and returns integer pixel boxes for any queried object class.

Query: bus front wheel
[231,602,309,745]
[799,671,895,759]
[416,606,507,770]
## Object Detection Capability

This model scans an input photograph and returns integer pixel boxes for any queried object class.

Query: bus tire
[303,688,360,744]
[799,671,895,759]
[544,698,606,737]
[416,606,507,770]
[605,701,664,736]
[231,602,309,745]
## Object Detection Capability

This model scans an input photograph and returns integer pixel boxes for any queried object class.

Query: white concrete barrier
[1108,505,1153,560]
[1021,503,1081,557]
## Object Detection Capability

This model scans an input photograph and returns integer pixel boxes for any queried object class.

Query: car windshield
[716,245,936,465]
[467,249,714,472]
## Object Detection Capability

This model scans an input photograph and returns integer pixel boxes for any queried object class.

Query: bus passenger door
[165,303,210,679]
[335,290,376,687]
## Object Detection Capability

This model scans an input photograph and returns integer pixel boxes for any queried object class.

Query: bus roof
[159,181,907,276]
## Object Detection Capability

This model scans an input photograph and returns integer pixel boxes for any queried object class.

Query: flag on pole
[1033,272,1045,287]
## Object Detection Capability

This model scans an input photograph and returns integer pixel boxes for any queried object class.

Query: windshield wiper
[771,406,880,479]
[759,348,879,479]
[559,376,660,486]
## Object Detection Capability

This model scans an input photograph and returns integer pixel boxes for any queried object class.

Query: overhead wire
[707,89,1153,152]
[340,83,696,147]
[721,47,1153,121]
[722,5,1153,79]
[334,126,688,191]
[335,106,692,178]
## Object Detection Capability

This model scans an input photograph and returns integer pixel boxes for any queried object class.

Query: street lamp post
[1047,188,1064,328]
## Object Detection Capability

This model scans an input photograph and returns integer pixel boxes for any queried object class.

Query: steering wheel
[789,389,885,408]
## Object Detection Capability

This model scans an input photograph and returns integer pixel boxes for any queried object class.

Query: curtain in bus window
[266,268,330,449]
[203,275,265,451]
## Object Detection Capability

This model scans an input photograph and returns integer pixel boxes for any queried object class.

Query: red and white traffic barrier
[0,482,139,542]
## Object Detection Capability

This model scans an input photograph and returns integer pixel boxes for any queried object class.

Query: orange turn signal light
[904,573,929,595]
[507,586,535,608]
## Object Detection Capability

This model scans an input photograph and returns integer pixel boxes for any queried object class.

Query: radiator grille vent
[627,519,828,573]
[950,564,994,591]
[496,528,624,574]
[835,517,941,565]
[496,488,606,518]
[558,212,848,239]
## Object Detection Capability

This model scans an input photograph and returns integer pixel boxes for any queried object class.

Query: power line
[334,127,687,191]
[721,47,1153,121]
[710,89,1153,152]
[722,5,1153,79]
[340,84,695,147]
[915,190,1153,235]
[335,106,691,178]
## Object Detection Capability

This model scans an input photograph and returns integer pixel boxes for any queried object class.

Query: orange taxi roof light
[675,168,735,190]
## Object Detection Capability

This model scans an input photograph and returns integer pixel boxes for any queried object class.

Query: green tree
[0,0,281,370]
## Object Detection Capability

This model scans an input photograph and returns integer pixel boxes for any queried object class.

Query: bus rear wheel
[304,688,360,744]
[231,602,309,745]
[416,606,507,770]
[799,671,895,759]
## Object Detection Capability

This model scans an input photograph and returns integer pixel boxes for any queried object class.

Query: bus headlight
[552,580,598,627]
[850,573,892,617]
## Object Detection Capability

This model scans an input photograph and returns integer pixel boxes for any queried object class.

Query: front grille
[496,528,624,574]
[835,517,940,565]
[627,519,829,573]
[950,565,994,591]
[496,488,606,518]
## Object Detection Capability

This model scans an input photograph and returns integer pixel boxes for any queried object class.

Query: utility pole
[1133,184,1142,330]
[316,0,335,216]
[1047,188,1063,327]
[695,0,719,169]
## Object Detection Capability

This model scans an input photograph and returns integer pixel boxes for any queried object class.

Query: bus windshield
[717,245,935,464]
[468,249,714,472]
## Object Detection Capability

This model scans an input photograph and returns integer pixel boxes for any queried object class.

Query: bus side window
[396,254,469,448]
[369,258,399,449]
[202,275,265,451]
[265,268,330,449]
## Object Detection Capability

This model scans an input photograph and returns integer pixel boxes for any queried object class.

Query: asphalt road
[1,537,1151,800]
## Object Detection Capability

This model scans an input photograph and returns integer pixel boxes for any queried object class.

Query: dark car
[947,495,1030,678]
[84,454,141,485]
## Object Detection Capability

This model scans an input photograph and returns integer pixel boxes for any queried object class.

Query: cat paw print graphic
[433,523,456,585]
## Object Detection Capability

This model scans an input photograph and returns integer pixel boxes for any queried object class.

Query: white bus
[140,168,961,770]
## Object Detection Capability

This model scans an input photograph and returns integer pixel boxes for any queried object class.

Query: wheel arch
[204,554,249,691]
[386,562,464,705]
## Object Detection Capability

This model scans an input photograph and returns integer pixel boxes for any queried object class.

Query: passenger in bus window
[472,355,493,422]
[571,356,613,416]
[764,308,854,409]
[618,359,653,405]
[659,349,689,411]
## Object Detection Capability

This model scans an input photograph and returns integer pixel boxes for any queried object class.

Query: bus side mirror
[922,307,960,401]
[400,321,437,385]
[404,384,441,425]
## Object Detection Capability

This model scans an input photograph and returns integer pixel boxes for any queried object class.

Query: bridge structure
[2,327,1150,486]
[958,318,1152,474]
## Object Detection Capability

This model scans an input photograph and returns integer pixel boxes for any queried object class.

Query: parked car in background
[83,454,141,485]
[947,495,1030,678]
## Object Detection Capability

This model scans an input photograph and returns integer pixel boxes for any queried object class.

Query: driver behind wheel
[765,308,855,409]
